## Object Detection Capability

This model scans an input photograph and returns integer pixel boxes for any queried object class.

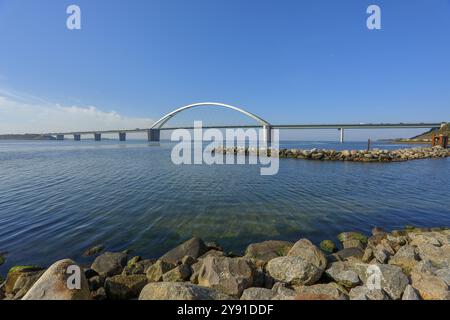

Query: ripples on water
[0,140,449,273]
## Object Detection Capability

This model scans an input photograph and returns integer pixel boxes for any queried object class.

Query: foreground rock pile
[213,146,450,162]
[1,227,449,300]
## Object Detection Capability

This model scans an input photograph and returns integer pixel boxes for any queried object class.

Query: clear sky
[0,0,449,140]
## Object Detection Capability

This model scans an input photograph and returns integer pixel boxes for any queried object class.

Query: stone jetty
[1,226,449,300]
[213,146,449,162]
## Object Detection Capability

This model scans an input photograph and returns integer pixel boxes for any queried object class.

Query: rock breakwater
[1,226,449,300]
[213,146,449,162]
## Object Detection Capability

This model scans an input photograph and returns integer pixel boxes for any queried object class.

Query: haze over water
[1,140,449,274]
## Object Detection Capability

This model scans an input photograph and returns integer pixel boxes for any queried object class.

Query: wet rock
[92,287,107,300]
[337,232,368,246]
[266,256,322,286]
[362,247,374,263]
[373,240,395,263]
[388,245,419,274]
[410,271,450,300]
[181,256,197,266]
[91,252,128,277]
[205,241,223,252]
[146,260,176,282]
[139,282,231,300]
[104,274,148,300]
[4,266,44,295]
[435,268,450,286]
[372,227,386,236]
[362,264,409,300]
[244,240,293,264]
[416,243,450,268]
[271,282,297,300]
[367,233,388,249]
[84,268,98,279]
[189,261,203,284]
[160,237,208,265]
[0,253,5,266]
[127,256,141,268]
[82,244,105,257]
[343,239,365,250]
[402,285,421,300]
[240,287,275,300]
[22,259,90,300]
[294,283,348,300]
[125,259,155,275]
[11,269,46,299]
[88,275,105,291]
[162,264,192,282]
[325,262,360,288]
[197,256,255,297]
[349,286,389,300]
[333,247,364,262]
[409,232,446,247]
[199,250,226,259]
[287,239,327,270]
[0,283,4,300]
[319,240,337,254]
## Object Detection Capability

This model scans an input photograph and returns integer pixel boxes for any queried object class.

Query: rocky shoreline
[1,226,449,300]
[213,146,449,162]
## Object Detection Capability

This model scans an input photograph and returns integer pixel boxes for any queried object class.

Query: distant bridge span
[42,102,446,143]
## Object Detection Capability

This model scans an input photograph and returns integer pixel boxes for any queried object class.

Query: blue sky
[0,0,449,139]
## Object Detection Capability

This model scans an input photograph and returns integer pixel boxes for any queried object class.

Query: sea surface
[1,140,449,274]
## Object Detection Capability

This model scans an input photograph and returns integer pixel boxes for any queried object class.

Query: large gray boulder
[270,282,297,300]
[416,243,450,268]
[266,256,322,286]
[22,259,90,300]
[197,256,255,297]
[325,262,360,288]
[139,282,231,300]
[162,264,192,282]
[402,285,421,300]
[410,270,450,300]
[287,239,327,270]
[146,260,176,282]
[349,286,389,300]
[160,237,208,265]
[244,240,293,264]
[11,269,46,299]
[388,245,419,274]
[361,264,409,300]
[4,266,44,296]
[240,287,275,300]
[91,252,128,277]
[294,283,348,300]
[104,274,148,300]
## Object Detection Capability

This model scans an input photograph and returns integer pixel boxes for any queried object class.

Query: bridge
[43,102,446,143]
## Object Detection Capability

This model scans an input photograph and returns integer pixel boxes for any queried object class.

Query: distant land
[380,123,449,144]
[0,134,116,141]
[0,134,56,140]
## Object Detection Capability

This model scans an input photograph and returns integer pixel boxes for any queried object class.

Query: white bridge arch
[150,102,271,129]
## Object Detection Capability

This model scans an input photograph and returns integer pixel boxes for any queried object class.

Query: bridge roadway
[46,122,444,143]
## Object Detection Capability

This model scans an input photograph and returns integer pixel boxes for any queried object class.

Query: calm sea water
[1,140,449,275]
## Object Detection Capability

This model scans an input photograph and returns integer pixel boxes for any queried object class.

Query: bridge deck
[43,123,444,136]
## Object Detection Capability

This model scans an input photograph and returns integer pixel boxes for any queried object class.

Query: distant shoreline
[0,134,56,141]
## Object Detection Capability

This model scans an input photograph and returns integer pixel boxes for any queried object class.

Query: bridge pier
[262,125,272,145]
[74,134,81,141]
[94,133,102,141]
[339,128,345,143]
[119,132,126,141]
[148,129,160,142]
[56,134,64,141]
